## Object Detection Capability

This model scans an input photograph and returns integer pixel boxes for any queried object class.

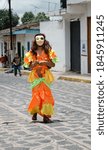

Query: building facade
[0,23,40,67]
[40,0,91,74]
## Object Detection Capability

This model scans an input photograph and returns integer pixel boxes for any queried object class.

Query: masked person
[24,33,58,123]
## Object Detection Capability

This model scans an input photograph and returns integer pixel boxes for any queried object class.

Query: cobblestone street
[0,72,91,150]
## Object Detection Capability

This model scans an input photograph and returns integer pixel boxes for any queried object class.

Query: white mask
[35,35,45,46]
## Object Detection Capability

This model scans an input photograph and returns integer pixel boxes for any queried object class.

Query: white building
[0,23,40,67]
[40,0,91,74]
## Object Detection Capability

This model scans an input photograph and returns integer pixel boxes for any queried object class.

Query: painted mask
[35,35,45,46]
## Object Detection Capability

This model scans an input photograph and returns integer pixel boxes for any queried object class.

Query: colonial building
[0,23,39,67]
[40,0,91,74]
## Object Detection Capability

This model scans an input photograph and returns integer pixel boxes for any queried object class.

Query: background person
[13,53,22,76]
[0,54,8,68]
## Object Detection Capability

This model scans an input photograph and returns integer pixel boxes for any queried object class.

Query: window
[4,42,7,53]
[60,0,67,9]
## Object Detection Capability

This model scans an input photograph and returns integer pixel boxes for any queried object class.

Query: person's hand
[33,61,39,66]
[39,61,47,66]
[13,62,17,65]
[30,61,39,69]
[39,60,55,67]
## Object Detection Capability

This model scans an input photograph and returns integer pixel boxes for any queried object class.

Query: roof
[13,29,40,35]
[0,22,39,36]
[67,0,91,5]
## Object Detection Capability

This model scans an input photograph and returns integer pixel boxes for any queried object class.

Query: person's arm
[39,60,55,67]
[29,60,39,69]
[13,58,16,65]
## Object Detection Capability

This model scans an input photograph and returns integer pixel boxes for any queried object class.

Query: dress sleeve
[23,51,33,68]
[49,49,59,63]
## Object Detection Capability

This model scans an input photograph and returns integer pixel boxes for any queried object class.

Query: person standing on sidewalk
[24,33,58,123]
[13,53,22,76]
[0,54,8,68]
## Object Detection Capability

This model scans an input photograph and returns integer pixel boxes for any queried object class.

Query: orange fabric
[28,82,54,116]
[27,51,52,81]
[24,50,55,116]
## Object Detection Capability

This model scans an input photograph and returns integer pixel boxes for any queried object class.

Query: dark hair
[31,33,52,56]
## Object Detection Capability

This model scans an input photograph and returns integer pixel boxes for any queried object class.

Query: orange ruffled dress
[24,49,58,117]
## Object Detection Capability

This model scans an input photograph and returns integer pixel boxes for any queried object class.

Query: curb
[21,70,30,75]
[0,68,8,71]
[58,76,91,83]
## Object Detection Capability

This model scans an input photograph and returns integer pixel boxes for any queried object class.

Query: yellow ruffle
[28,70,37,83]
[44,70,54,84]
[29,104,54,116]
[28,69,54,85]
[41,103,54,116]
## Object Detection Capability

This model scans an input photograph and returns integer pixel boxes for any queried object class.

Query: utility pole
[48,2,50,12]
[8,0,12,50]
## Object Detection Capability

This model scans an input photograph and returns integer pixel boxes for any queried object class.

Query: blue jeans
[14,65,21,76]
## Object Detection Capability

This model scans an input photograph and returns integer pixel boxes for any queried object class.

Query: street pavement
[0,68,91,83]
[0,72,91,150]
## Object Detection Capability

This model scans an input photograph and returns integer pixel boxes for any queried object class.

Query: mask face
[35,35,45,46]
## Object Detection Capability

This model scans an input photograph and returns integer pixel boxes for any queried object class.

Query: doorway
[70,20,81,73]
[17,42,21,58]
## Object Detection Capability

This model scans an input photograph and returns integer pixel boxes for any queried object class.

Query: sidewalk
[0,67,91,83]
[57,71,91,83]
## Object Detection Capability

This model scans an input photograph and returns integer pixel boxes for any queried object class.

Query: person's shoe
[43,115,52,123]
[19,74,22,76]
[32,113,37,120]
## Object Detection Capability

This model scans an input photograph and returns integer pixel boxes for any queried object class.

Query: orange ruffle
[28,82,54,116]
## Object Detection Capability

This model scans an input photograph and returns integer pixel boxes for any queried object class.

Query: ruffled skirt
[28,70,55,117]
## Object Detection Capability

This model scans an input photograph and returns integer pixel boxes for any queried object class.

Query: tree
[21,12,35,24]
[34,12,50,23]
[0,9,19,30]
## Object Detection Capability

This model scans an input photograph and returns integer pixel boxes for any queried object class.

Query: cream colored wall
[40,20,66,72]
[80,2,91,74]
